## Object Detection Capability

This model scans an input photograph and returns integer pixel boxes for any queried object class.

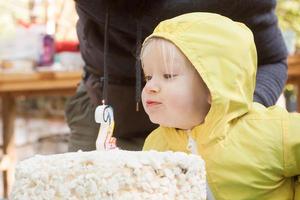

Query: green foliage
[276,0,300,50]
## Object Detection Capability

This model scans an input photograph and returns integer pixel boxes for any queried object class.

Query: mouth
[146,100,162,107]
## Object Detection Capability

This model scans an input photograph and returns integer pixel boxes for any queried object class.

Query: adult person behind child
[66,0,288,151]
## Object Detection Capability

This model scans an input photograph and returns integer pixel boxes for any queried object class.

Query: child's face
[141,39,211,130]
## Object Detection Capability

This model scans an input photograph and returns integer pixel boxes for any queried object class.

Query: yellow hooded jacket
[142,13,300,200]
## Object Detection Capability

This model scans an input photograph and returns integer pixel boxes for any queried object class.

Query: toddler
[141,13,300,199]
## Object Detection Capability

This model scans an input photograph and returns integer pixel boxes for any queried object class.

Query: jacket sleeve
[254,59,287,107]
[240,1,288,107]
[253,20,288,107]
[283,113,300,177]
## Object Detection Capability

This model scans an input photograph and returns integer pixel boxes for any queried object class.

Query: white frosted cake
[11,150,206,200]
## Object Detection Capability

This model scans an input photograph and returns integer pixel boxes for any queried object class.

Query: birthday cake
[11,150,206,200]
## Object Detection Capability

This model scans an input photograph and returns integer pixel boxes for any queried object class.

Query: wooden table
[287,54,300,112]
[0,70,81,198]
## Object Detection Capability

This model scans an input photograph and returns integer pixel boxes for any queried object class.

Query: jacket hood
[142,12,257,143]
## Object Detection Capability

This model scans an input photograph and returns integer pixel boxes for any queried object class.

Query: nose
[144,79,160,93]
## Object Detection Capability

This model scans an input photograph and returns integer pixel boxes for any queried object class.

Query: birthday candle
[95,104,116,150]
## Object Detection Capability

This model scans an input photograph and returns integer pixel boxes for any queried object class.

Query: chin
[149,117,169,127]
[148,116,160,125]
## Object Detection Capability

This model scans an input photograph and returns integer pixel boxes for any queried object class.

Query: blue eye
[163,74,177,79]
[144,75,152,82]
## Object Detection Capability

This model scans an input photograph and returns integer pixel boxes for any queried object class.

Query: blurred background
[0,0,81,153]
[0,0,299,198]
[0,0,82,198]
[277,0,300,112]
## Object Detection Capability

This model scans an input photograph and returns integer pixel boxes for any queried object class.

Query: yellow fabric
[142,13,300,200]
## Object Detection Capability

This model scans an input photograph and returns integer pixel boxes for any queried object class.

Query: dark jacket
[74,0,287,137]
[76,0,287,106]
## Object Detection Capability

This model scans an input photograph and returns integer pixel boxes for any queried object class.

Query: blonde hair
[141,37,196,74]
[140,37,210,94]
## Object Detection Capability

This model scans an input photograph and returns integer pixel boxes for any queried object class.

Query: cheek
[141,89,147,109]
[165,89,192,110]
[170,91,203,122]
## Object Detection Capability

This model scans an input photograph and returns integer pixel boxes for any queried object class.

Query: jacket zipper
[186,130,198,154]
[186,130,215,200]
